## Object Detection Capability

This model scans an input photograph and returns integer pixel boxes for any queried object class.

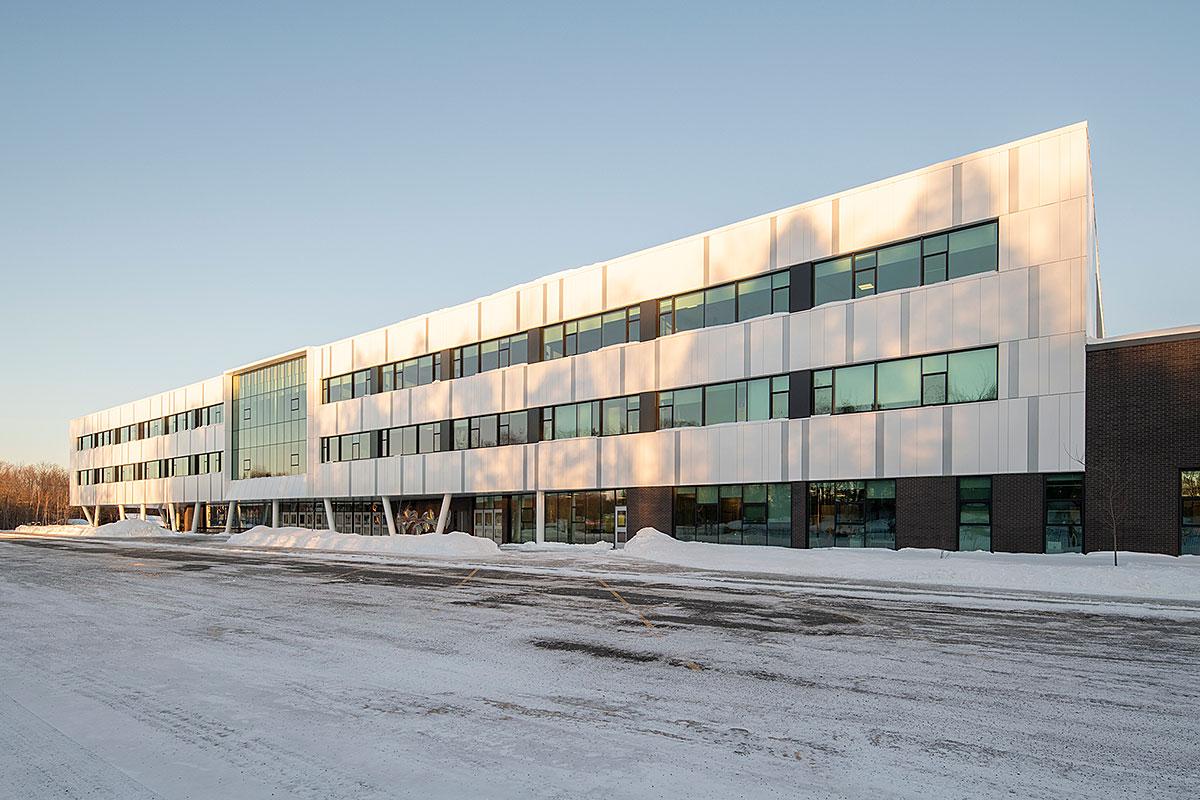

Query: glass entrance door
[473,508,503,543]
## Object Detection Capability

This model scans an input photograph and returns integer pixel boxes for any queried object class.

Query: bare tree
[0,461,71,530]
[1068,449,1128,567]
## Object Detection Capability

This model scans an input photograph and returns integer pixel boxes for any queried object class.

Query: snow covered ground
[0,534,1197,799]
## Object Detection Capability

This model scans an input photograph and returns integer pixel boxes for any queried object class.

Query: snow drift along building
[67,123,1200,556]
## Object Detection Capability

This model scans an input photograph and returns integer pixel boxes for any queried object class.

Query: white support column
[224,501,236,535]
[139,503,147,521]
[381,496,397,536]
[190,502,200,533]
[167,503,176,531]
[117,504,126,521]
[81,506,94,526]
[323,498,336,532]
[94,505,101,527]
[435,493,452,534]
[271,499,280,529]
[535,490,545,544]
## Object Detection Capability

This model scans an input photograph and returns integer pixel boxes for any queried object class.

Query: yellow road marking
[596,578,655,630]
[457,567,480,587]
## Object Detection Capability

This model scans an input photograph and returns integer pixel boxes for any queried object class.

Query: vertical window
[771,271,790,313]
[853,251,877,298]
[453,419,470,451]
[577,315,602,355]
[833,364,875,413]
[457,344,480,378]
[657,391,674,429]
[947,348,998,403]
[814,256,852,305]
[419,423,440,453]
[1045,474,1084,554]
[770,375,789,418]
[479,415,499,448]
[509,333,529,366]
[674,291,704,332]
[922,233,948,284]
[958,477,992,551]
[813,370,833,415]
[353,368,373,398]
[736,276,772,321]
[601,310,627,348]
[704,383,737,425]
[480,340,500,373]
[671,387,703,428]
[921,355,948,405]
[602,398,627,436]
[876,358,921,410]
[1183,471,1200,556]
[876,241,921,293]
[553,404,577,440]
[704,284,736,327]
[543,324,564,360]
[627,307,641,342]
[947,221,998,279]
[658,299,674,337]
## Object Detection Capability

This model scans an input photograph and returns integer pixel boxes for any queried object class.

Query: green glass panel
[833,364,875,413]
[675,291,704,332]
[948,348,998,403]
[705,284,736,327]
[814,256,852,305]
[947,222,998,279]
[876,241,921,293]
[737,276,772,321]
[875,358,921,410]
[705,383,737,425]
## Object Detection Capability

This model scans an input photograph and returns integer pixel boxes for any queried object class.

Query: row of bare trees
[0,461,71,530]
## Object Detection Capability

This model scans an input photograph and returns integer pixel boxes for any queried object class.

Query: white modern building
[72,122,1116,554]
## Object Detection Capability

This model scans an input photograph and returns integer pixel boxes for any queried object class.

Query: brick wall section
[627,486,673,536]
[1086,337,1200,555]
[895,477,957,550]
[992,474,1045,553]
[790,481,808,548]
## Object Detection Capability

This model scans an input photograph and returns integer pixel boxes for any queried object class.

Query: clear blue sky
[2,1,1197,466]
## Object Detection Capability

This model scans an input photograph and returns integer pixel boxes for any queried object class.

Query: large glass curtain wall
[674,484,791,546]
[232,357,307,479]
[1181,471,1200,555]
[544,490,627,545]
[808,480,897,548]
[1044,474,1084,553]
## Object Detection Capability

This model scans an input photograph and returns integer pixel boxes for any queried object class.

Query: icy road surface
[1,535,1197,799]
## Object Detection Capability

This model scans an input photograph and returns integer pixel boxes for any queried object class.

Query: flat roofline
[1087,323,1200,351]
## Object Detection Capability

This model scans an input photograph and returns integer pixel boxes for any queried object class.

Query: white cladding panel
[71,124,1095,509]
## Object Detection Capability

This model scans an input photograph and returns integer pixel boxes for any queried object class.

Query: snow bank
[14,519,181,538]
[14,524,93,535]
[226,526,500,557]
[622,529,1200,602]
[507,540,613,552]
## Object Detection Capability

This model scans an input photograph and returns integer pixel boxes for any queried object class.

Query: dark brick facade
[1085,336,1200,555]
[627,486,673,536]
[992,473,1045,553]
[895,477,957,550]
